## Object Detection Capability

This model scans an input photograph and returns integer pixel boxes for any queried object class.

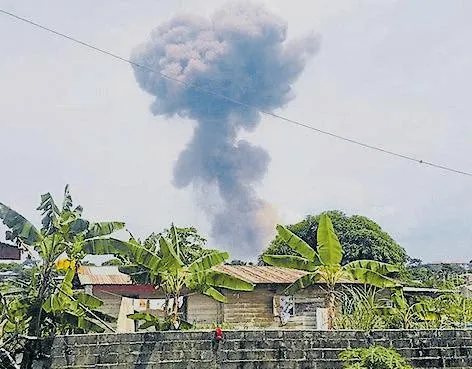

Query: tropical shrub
[0,186,122,368]
[339,345,412,369]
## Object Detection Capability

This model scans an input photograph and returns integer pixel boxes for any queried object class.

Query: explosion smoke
[132,1,317,259]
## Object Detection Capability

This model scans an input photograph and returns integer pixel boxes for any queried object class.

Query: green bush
[334,286,389,330]
[339,345,412,369]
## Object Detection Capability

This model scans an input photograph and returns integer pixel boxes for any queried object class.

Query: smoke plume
[132,1,317,259]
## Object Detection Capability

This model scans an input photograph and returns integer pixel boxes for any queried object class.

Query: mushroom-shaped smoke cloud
[132,1,318,259]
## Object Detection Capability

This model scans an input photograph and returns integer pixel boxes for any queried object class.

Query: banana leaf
[285,273,321,295]
[37,192,60,231]
[200,271,254,291]
[261,254,316,271]
[85,222,125,239]
[74,292,103,310]
[0,203,40,244]
[158,237,183,271]
[276,224,318,262]
[317,213,343,266]
[62,184,73,211]
[344,260,399,275]
[188,251,229,273]
[83,238,161,272]
[203,286,226,303]
[344,267,399,288]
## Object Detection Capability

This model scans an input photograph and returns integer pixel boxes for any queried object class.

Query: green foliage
[0,186,122,367]
[262,213,399,292]
[261,210,407,265]
[334,287,389,330]
[143,226,210,265]
[191,322,235,330]
[340,346,412,369]
[338,287,472,330]
[317,214,343,265]
[0,263,23,273]
[409,294,472,329]
[226,260,254,265]
[262,213,399,328]
[101,258,123,266]
[400,260,466,288]
[127,312,192,331]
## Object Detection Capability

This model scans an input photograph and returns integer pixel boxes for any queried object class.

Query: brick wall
[34,329,472,369]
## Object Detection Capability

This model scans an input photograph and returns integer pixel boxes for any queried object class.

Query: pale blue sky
[0,0,471,262]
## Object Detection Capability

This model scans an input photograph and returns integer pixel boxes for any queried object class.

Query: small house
[0,242,20,260]
[77,266,160,332]
[187,265,331,329]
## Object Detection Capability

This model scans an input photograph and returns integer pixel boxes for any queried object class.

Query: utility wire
[1,8,471,178]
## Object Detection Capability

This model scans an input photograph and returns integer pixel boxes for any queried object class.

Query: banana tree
[0,186,124,368]
[83,225,255,329]
[262,213,399,329]
[378,289,445,329]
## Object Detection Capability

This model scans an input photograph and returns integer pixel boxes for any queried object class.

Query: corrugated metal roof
[78,266,131,285]
[77,265,360,286]
[403,286,456,294]
[213,265,308,284]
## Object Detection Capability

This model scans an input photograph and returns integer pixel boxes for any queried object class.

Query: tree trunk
[327,288,337,330]
[21,265,51,369]
[171,295,180,329]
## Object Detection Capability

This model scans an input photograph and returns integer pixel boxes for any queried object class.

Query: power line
[1,7,471,178]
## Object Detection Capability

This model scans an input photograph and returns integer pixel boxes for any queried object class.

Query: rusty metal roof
[78,265,359,286]
[78,266,131,285]
[213,265,308,284]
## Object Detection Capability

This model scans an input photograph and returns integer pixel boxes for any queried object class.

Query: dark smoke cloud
[132,1,318,259]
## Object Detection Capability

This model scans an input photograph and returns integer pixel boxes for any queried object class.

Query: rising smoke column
[132,2,318,259]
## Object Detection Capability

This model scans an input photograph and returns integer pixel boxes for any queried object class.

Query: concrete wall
[34,329,472,369]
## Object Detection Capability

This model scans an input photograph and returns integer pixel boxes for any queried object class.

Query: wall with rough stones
[32,329,472,369]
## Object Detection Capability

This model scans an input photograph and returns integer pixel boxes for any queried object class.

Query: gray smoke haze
[132,1,318,259]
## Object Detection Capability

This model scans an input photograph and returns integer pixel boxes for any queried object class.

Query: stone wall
[34,329,472,369]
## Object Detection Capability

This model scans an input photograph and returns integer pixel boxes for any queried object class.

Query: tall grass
[334,286,389,330]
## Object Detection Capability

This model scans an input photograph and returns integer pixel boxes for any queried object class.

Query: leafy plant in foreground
[339,346,412,369]
[0,186,122,368]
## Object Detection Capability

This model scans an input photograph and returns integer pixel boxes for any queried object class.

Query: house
[77,265,347,330]
[187,265,333,329]
[426,262,472,272]
[0,242,20,260]
[77,266,160,332]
